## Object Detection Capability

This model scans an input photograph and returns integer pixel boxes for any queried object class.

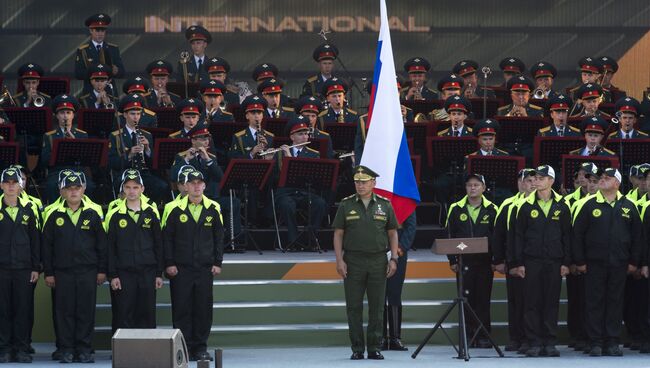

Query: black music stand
[77,108,116,138]
[208,121,248,152]
[219,159,275,254]
[17,76,70,96]
[467,156,525,198]
[277,157,339,253]
[150,107,181,130]
[496,117,547,146]
[560,155,619,190]
[167,82,199,99]
[152,139,193,170]
[412,237,504,361]
[533,136,585,167]
[401,100,443,116]
[0,142,19,167]
[605,138,650,183]
[0,124,16,142]
[262,118,289,137]
[324,123,356,152]
[405,122,434,157]
[50,138,108,168]
[4,107,51,155]
[469,98,500,119]
[427,137,478,200]
[226,104,245,122]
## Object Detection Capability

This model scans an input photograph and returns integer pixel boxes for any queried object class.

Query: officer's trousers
[112,267,158,330]
[170,266,213,354]
[0,269,32,354]
[460,263,493,338]
[584,262,627,347]
[55,267,97,355]
[523,259,562,347]
[344,252,387,354]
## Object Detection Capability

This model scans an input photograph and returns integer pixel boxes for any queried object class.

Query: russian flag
[360,0,420,223]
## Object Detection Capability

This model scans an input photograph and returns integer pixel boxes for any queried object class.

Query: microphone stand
[481,67,492,118]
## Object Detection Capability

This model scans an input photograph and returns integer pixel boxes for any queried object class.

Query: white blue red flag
[360,0,420,223]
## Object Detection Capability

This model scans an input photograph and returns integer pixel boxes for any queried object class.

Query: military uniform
[399,57,439,101]
[199,80,235,123]
[295,96,334,159]
[162,172,224,361]
[105,173,163,330]
[203,57,239,106]
[446,188,498,346]
[10,63,52,108]
[530,61,559,99]
[608,97,647,139]
[41,173,106,363]
[301,43,339,99]
[452,60,496,99]
[229,125,275,159]
[317,77,359,130]
[599,56,626,102]
[568,116,616,157]
[108,94,168,203]
[258,78,296,119]
[570,83,612,119]
[496,75,544,117]
[513,167,571,355]
[538,94,581,137]
[436,96,473,136]
[0,169,40,363]
[75,14,125,93]
[79,64,117,109]
[332,166,399,358]
[145,60,182,108]
[498,57,526,86]
[176,26,211,84]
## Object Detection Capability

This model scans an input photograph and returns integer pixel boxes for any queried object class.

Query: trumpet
[533,88,546,99]
[258,141,311,157]
[412,80,423,100]
[34,96,45,107]
[156,82,174,107]
[0,86,16,106]
[462,82,475,98]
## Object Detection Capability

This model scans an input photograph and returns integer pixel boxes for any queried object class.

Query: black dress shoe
[367,351,384,360]
[603,345,623,356]
[15,351,33,363]
[388,337,408,351]
[78,352,95,363]
[350,352,364,360]
[51,349,63,361]
[27,345,35,354]
[196,351,213,361]
[60,352,74,363]
[380,338,389,351]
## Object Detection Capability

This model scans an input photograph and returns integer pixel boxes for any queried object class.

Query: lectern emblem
[457,242,468,251]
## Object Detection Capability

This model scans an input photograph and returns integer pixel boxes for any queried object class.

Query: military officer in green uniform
[496,74,544,117]
[498,57,526,87]
[452,60,496,99]
[204,57,240,107]
[317,78,359,130]
[608,97,647,139]
[295,96,334,158]
[145,60,182,108]
[414,74,465,122]
[119,77,158,128]
[176,25,211,84]
[568,117,616,156]
[257,78,295,119]
[252,63,291,107]
[75,13,125,94]
[199,80,235,123]
[301,43,339,99]
[333,166,399,360]
[399,57,438,101]
[9,63,52,108]
[537,94,581,137]
[530,61,559,99]
[569,83,612,119]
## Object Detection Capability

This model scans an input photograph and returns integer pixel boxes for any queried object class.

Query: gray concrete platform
[12,344,650,367]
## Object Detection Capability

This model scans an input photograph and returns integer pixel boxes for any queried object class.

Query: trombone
[0,86,17,106]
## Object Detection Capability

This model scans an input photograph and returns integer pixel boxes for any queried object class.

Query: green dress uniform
[332,190,399,355]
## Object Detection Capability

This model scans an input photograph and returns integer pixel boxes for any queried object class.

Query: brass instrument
[0,86,16,106]
[533,88,546,99]
[506,105,524,117]
[33,96,45,107]
[413,80,423,100]
[180,51,190,98]
[462,82,475,98]
[156,81,174,107]
[254,118,268,158]
[431,108,449,121]
[337,108,345,123]
[258,141,311,157]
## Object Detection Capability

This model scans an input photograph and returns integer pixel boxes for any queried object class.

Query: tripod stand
[412,237,504,361]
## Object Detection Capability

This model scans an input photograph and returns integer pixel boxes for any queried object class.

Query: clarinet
[131,122,148,170]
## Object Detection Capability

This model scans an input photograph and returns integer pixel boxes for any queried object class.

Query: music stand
[0,142,19,167]
[533,136,585,167]
[560,155,619,190]
[50,138,108,168]
[150,107,181,130]
[405,122,434,157]
[4,107,51,136]
[17,76,70,97]
[278,157,339,252]
[77,108,116,138]
[605,138,650,180]
[141,127,172,139]
[467,155,525,194]
[208,122,248,154]
[412,237,504,361]
[426,136,477,169]
[152,139,193,170]
[226,104,245,122]
[495,117,547,145]
[262,118,289,137]
[167,82,199,99]
[469,98,500,119]
[401,100,443,116]
[0,124,16,142]
[324,122,356,152]
[219,159,275,254]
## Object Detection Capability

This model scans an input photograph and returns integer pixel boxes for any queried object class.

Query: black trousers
[459,263,493,338]
[506,273,526,344]
[566,273,587,342]
[386,253,408,306]
[584,262,627,347]
[0,269,33,354]
[276,190,327,244]
[111,267,158,330]
[523,259,562,347]
[170,266,213,354]
[623,276,648,341]
[54,267,97,355]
